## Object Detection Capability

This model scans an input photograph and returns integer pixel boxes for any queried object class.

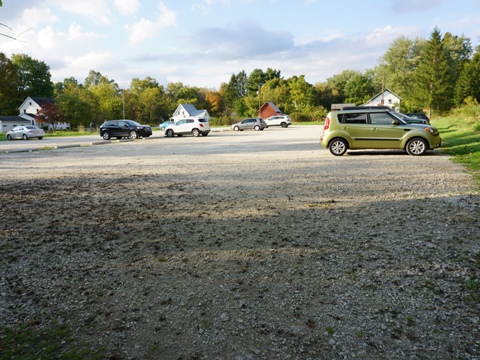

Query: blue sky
[1,0,479,90]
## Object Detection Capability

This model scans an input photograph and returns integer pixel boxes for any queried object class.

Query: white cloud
[56,0,113,25]
[390,0,443,14]
[115,0,141,16]
[125,2,176,46]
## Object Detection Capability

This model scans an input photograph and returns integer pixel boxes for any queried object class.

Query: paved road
[0,131,161,153]
[0,126,311,154]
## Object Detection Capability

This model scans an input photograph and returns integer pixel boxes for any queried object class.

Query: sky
[1,0,480,90]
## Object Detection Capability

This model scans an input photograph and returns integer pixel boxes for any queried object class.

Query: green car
[320,108,442,156]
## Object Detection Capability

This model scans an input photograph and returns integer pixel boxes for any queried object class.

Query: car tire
[102,132,110,140]
[254,125,260,131]
[329,138,348,156]
[281,122,288,128]
[233,126,240,131]
[129,131,138,139]
[22,134,28,140]
[166,129,174,137]
[192,129,200,137]
[116,137,122,139]
[6,135,12,140]
[38,137,43,140]
[406,138,427,156]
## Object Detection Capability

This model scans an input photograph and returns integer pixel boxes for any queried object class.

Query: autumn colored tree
[35,101,65,130]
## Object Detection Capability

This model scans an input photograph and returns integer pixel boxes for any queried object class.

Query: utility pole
[122,90,125,119]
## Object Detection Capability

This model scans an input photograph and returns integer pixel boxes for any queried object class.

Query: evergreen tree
[455,52,480,104]
[414,27,453,113]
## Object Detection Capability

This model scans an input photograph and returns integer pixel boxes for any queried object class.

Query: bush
[208,117,232,127]
[451,97,480,127]
[289,109,327,122]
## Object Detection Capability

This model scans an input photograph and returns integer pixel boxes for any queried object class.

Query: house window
[388,99,392,104]
[24,109,26,113]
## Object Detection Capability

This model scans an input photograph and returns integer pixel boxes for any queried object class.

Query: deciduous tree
[35,101,65,129]
[0,53,21,115]
[11,54,54,98]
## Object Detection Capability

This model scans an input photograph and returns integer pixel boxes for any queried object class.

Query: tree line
[0,27,479,128]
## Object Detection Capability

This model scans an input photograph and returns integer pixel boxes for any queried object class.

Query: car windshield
[198,119,208,123]
[25,126,37,129]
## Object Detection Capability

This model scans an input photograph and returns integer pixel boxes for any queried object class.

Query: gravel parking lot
[1,126,479,359]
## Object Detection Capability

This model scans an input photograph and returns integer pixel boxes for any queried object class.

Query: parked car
[405,113,430,124]
[264,115,291,128]
[320,108,441,156]
[232,118,267,131]
[391,112,429,125]
[6,125,45,140]
[159,120,174,130]
[165,118,210,137]
[99,120,152,140]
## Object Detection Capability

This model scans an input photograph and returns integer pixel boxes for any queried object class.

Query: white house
[171,104,210,122]
[0,116,32,133]
[18,96,70,130]
[362,88,401,111]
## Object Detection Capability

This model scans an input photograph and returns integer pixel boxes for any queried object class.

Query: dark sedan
[99,120,152,140]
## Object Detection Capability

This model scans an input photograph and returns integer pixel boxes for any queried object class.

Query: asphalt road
[0,126,314,154]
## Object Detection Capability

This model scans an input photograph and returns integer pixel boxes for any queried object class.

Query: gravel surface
[1,126,479,359]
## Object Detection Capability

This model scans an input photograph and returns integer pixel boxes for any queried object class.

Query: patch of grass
[0,322,105,359]
[432,116,480,183]
[325,327,335,335]
[292,121,324,125]
[44,130,93,138]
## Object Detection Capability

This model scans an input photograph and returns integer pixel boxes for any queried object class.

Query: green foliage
[11,54,54,98]
[433,110,480,179]
[0,322,105,359]
[207,116,232,126]
[343,73,374,104]
[374,36,426,100]
[455,52,480,105]
[56,93,93,127]
[414,28,456,113]
[0,52,22,115]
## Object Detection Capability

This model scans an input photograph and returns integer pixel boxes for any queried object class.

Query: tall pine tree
[455,50,480,105]
[414,27,454,114]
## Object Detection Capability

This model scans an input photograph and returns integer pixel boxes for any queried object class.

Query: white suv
[165,118,211,137]
[264,115,291,128]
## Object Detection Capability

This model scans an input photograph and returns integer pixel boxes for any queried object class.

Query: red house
[258,101,283,119]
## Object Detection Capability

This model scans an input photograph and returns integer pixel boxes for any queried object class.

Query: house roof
[365,88,402,103]
[0,116,30,122]
[260,101,282,113]
[30,97,54,106]
[18,96,54,111]
[173,104,210,118]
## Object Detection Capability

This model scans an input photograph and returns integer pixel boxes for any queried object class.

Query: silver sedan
[6,125,45,140]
